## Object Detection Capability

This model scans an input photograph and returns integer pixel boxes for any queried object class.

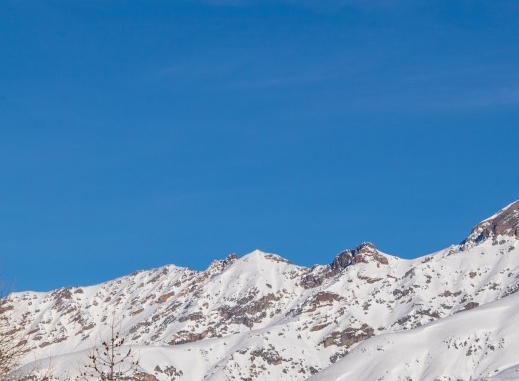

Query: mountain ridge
[4,199,519,381]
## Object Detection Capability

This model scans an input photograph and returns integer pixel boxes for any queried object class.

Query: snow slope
[307,291,519,381]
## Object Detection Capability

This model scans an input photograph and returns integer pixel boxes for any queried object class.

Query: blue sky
[1,0,519,291]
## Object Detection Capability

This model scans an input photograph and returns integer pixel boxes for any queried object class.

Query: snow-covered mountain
[5,200,519,380]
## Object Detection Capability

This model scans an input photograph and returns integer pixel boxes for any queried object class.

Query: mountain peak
[243,249,292,264]
[330,242,388,274]
[461,199,519,249]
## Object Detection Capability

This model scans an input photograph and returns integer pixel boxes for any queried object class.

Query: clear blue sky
[1,0,518,292]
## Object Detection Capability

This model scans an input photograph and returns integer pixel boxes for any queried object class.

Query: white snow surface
[307,291,519,381]
[5,200,519,381]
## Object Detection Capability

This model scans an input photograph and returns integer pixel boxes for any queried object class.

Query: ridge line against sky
[1,0,518,291]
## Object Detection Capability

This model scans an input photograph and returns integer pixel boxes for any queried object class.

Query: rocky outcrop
[331,242,388,273]
[461,200,519,249]
[301,242,388,289]
[321,323,374,348]
[205,253,238,275]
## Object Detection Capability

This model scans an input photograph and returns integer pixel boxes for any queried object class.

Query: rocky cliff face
[5,200,519,381]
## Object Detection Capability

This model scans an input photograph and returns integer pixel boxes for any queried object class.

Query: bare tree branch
[0,291,27,381]
[78,317,139,381]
